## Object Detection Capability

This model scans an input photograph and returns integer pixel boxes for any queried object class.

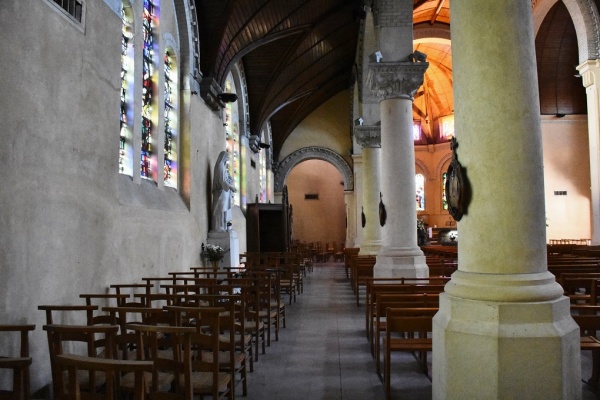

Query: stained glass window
[440,114,455,139]
[416,173,425,211]
[163,50,177,189]
[442,172,448,210]
[141,0,158,180]
[119,1,134,176]
[259,129,267,202]
[413,123,421,141]
[224,76,240,206]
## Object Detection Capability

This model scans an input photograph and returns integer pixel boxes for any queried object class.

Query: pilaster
[577,60,600,245]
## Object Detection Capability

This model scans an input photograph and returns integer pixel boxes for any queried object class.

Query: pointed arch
[274,147,354,192]
[561,0,600,61]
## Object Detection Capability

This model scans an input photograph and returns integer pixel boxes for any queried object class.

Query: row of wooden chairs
[21,254,313,400]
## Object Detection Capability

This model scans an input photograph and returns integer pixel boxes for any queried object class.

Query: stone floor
[241,261,597,400]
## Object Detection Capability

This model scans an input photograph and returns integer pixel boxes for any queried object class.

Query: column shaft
[577,60,600,245]
[432,1,580,398]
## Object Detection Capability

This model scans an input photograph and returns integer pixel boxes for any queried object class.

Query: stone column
[577,60,600,245]
[432,1,580,398]
[355,126,383,255]
[344,191,357,248]
[366,0,428,278]
[352,154,364,247]
[368,63,429,278]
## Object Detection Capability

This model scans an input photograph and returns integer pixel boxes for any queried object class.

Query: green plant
[201,243,225,262]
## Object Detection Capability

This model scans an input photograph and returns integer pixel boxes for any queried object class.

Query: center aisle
[244,261,433,400]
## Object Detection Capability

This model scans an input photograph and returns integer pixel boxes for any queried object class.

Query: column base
[207,229,239,269]
[433,290,581,399]
[359,240,383,255]
[374,246,428,278]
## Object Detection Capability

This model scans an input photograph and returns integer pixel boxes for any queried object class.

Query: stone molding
[354,126,381,148]
[563,0,600,62]
[274,147,354,192]
[367,62,429,101]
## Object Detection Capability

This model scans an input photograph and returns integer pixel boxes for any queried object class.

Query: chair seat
[387,338,432,352]
[191,371,231,393]
[121,371,173,393]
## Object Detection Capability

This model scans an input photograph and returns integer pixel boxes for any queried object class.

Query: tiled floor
[243,262,597,400]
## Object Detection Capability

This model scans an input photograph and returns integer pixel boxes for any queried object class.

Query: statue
[211,151,237,232]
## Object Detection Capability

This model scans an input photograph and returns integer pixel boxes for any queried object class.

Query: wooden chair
[166,306,233,399]
[38,305,97,326]
[42,324,120,399]
[373,294,439,376]
[383,308,437,400]
[0,324,35,400]
[572,312,600,393]
[126,323,196,399]
[54,354,152,400]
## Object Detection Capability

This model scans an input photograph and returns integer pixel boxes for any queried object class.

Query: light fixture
[354,117,364,126]
[217,92,238,103]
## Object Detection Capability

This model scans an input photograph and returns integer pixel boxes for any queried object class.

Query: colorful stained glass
[119,1,134,176]
[141,0,157,180]
[163,50,177,188]
[413,123,421,141]
[416,173,425,211]
[442,172,448,210]
[224,76,240,206]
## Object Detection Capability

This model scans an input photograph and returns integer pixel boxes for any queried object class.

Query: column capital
[354,125,381,148]
[577,59,600,88]
[367,61,428,101]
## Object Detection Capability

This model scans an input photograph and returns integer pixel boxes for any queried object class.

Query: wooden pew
[384,308,437,400]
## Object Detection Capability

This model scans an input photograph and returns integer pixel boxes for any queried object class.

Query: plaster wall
[0,0,223,393]
[541,115,591,241]
[286,160,346,247]
[279,91,353,167]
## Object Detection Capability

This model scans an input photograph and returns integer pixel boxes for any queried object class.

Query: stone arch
[274,147,354,192]
[415,159,431,179]
[560,0,600,62]
[436,152,453,179]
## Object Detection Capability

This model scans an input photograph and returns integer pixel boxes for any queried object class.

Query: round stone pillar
[432,1,580,398]
[368,62,429,278]
[355,126,383,255]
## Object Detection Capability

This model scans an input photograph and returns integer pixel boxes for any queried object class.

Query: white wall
[0,0,224,393]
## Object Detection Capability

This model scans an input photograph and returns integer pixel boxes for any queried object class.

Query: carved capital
[354,126,381,148]
[367,61,428,101]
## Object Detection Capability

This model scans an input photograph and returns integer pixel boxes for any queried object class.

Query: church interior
[2,0,600,398]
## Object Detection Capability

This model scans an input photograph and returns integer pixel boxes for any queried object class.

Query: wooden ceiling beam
[430,0,445,24]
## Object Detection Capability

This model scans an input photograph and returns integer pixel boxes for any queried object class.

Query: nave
[245,261,598,400]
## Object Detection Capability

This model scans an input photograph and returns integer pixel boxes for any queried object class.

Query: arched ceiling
[196,0,586,158]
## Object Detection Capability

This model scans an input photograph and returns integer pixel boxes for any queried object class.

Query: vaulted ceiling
[196,0,585,159]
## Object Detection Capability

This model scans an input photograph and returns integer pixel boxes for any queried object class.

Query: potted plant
[201,243,226,273]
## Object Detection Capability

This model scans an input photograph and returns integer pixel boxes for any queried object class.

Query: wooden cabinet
[246,188,292,252]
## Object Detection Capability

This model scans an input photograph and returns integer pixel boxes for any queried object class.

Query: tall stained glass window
[416,173,425,211]
[141,0,158,180]
[259,129,267,202]
[413,123,421,141]
[163,50,177,188]
[440,114,455,139]
[119,1,134,176]
[224,76,240,206]
[442,172,448,210]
